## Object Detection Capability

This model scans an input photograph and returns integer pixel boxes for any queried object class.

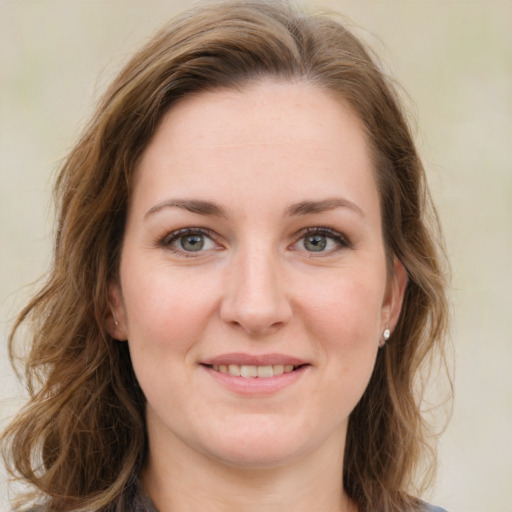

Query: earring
[110,306,119,326]
[380,326,391,347]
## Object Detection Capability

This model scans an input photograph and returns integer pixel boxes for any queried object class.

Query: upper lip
[201,353,309,366]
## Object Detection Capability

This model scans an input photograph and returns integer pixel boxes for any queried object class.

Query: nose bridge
[221,240,291,334]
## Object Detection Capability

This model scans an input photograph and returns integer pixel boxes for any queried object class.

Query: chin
[197,417,338,470]
[208,440,306,470]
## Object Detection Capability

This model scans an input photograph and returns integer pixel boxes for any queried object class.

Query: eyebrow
[285,198,364,218]
[144,197,364,220]
[144,199,227,220]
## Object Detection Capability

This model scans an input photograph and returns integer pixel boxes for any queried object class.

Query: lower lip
[201,365,309,395]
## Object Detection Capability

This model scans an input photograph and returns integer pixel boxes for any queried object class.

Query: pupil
[305,235,326,251]
[181,235,204,251]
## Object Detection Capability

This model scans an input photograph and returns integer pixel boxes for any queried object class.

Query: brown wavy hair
[2,1,450,511]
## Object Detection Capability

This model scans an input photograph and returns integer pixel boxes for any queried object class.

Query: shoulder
[424,504,450,512]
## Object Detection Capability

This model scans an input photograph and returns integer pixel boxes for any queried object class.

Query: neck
[142,428,356,512]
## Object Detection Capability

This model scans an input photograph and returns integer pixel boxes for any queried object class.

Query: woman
[2,1,450,511]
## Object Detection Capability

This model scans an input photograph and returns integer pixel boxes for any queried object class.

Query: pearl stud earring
[379,326,391,347]
[110,306,119,326]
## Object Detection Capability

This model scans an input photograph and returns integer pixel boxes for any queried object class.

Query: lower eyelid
[160,228,215,248]
[158,228,350,254]
[297,229,350,249]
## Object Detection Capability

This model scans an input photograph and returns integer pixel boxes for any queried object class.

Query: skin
[109,80,407,512]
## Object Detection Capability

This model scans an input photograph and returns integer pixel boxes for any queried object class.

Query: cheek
[120,261,220,358]
[120,269,218,408]
[299,274,384,389]
[302,274,384,342]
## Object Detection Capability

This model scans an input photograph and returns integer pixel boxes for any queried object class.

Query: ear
[106,282,128,341]
[381,258,408,333]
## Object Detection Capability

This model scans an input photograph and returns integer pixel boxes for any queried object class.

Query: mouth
[200,353,310,394]
[202,363,308,379]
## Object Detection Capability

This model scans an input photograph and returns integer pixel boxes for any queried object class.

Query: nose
[220,246,293,336]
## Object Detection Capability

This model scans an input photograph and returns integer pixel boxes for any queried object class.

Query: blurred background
[1,1,510,511]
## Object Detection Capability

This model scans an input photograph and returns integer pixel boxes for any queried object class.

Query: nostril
[223,311,288,336]
[244,321,286,337]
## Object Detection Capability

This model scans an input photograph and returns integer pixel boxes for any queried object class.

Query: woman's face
[110,81,406,469]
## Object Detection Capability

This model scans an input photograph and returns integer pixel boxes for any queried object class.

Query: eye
[161,228,217,255]
[294,228,350,254]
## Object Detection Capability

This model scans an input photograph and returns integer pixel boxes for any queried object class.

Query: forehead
[132,80,379,220]
[149,80,368,152]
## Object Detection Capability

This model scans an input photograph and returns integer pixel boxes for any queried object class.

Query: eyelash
[159,227,218,257]
[158,226,351,257]
[294,227,351,253]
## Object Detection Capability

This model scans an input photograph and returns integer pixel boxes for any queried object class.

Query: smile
[202,363,309,395]
[200,354,310,394]
[208,364,301,378]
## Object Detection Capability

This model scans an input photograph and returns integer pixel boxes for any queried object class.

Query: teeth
[240,365,258,378]
[257,365,273,378]
[211,364,298,378]
[228,364,240,376]
[273,364,284,375]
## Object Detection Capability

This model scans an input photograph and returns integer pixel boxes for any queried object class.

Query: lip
[201,364,309,395]
[200,353,311,396]
[201,352,309,366]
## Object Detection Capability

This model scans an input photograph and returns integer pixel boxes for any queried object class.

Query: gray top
[135,491,449,512]
[28,503,449,511]
[27,501,450,512]
[27,485,449,512]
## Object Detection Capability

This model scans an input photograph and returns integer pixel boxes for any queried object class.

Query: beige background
[1,1,511,511]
